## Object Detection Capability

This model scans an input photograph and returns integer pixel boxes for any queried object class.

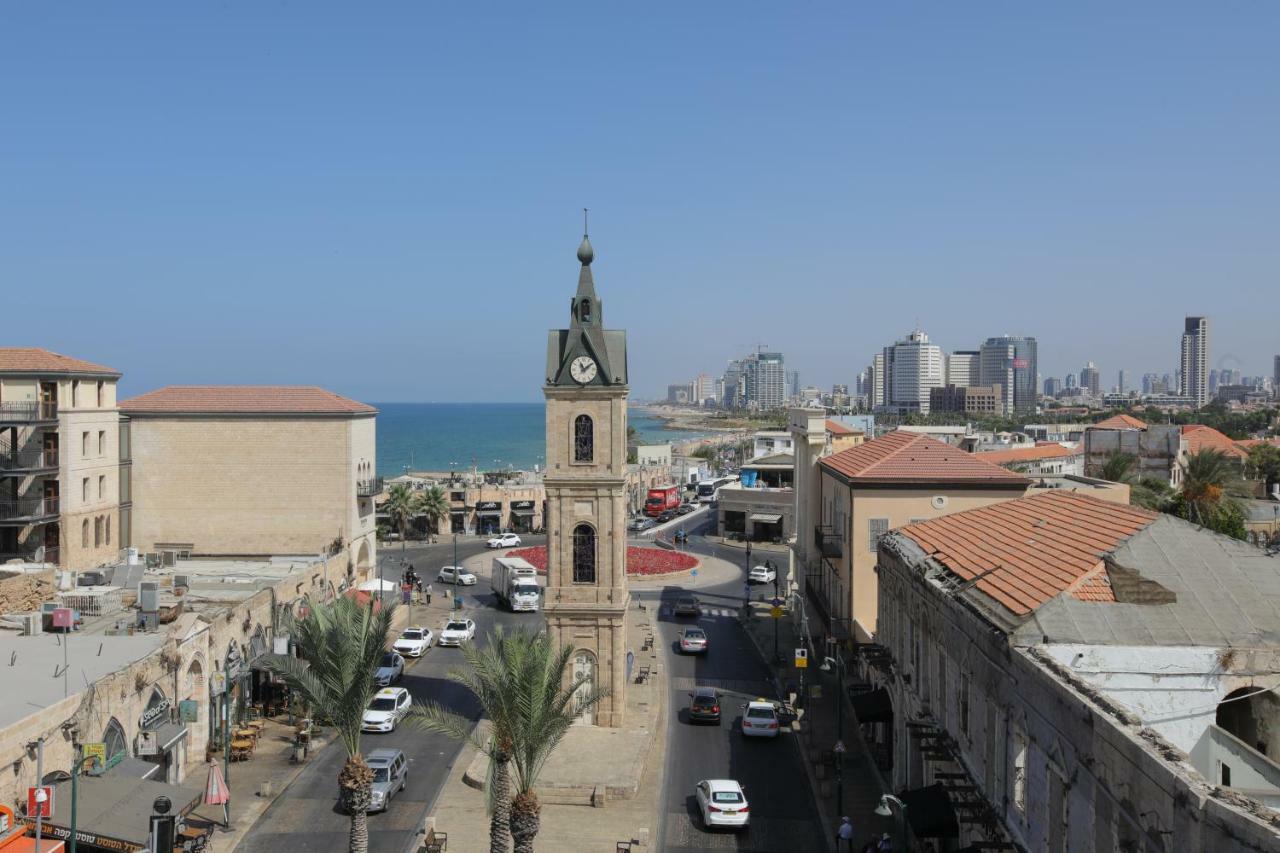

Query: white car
[392,627,434,658]
[695,779,749,830]
[374,651,405,686]
[741,698,781,738]
[438,618,477,647]
[486,533,521,549]
[362,687,412,733]
[748,565,777,585]
[437,566,477,585]
[679,628,709,655]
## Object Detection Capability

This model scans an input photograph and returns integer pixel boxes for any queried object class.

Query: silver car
[366,748,408,812]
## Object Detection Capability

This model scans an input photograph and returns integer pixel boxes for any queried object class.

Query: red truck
[644,484,681,517]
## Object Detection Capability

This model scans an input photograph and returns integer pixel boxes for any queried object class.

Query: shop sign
[26,786,53,818]
[30,822,144,851]
[476,501,501,511]
[226,644,245,680]
[140,692,171,730]
[511,500,535,510]
[136,730,159,756]
[82,742,107,769]
[178,700,199,722]
[209,672,227,697]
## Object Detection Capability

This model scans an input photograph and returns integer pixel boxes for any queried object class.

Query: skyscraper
[743,352,786,410]
[1065,372,1077,390]
[945,351,979,387]
[721,359,744,409]
[1274,355,1279,397]
[1080,362,1101,396]
[786,370,800,401]
[871,353,886,408]
[979,336,1038,415]
[1117,369,1128,395]
[1180,316,1209,408]
[1043,377,1061,396]
[880,329,944,415]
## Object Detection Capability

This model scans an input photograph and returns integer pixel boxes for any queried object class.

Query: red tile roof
[0,347,120,376]
[974,444,1081,466]
[897,491,1158,616]
[825,419,861,436]
[120,385,376,415]
[1069,571,1117,603]
[1237,438,1280,450]
[1180,424,1247,459]
[820,431,1029,485]
[1092,414,1148,430]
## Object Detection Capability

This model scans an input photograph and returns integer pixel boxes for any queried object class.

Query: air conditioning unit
[126,547,140,565]
[20,613,42,636]
[138,581,159,613]
[161,551,176,568]
[173,574,190,591]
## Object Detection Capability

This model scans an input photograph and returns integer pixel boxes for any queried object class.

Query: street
[235,535,544,853]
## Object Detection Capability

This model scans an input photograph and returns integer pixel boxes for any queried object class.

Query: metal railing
[0,401,58,422]
[357,476,385,497]
[0,448,59,472]
[0,497,60,521]
[815,526,843,558]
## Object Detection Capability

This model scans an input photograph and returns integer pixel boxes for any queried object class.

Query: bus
[695,476,735,504]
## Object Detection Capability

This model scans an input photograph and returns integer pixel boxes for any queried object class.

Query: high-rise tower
[1180,316,1209,408]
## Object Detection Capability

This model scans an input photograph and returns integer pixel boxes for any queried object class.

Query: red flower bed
[506,545,697,576]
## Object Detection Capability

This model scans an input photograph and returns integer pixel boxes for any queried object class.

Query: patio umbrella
[204,761,229,827]
[357,578,397,592]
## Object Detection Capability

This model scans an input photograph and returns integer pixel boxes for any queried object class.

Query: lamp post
[833,739,846,819]
[69,749,103,853]
[874,794,908,848]
[767,559,780,662]
[822,650,847,815]
[744,540,753,610]
[453,531,461,612]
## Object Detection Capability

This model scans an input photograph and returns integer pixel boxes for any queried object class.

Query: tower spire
[577,208,594,266]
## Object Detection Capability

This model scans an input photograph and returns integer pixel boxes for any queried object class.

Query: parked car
[392,627,434,658]
[437,565,477,585]
[673,596,700,617]
[658,510,676,523]
[362,687,412,733]
[365,748,408,812]
[438,618,477,647]
[374,651,405,686]
[748,565,777,585]
[741,698,781,738]
[676,503,696,515]
[486,533,521,549]
[688,686,722,724]
[628,517,655,532]
[695,779,749,830]
[680,628,709,655]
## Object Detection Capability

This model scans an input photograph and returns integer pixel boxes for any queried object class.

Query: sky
[3,3,1277,402]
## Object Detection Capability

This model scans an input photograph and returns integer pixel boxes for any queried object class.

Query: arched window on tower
[579,299,591,324]
[572,524,596,584]
[574,415,593,463]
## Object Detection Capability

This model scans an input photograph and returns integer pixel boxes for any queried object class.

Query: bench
[422,828,447,853]
[634,665,651,684]
[641,633,654,651]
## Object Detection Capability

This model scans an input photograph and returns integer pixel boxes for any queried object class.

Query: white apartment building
[880,329,944,415]
[944,350,978,387]
[1181,315,1210,408]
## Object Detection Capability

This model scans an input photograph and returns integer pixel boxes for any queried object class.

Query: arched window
[94,516,102,547]
[105,516,111,546]
[81,519,90,548]
[572,524,596,584]
[574,415,593,463]
[103,718,128,767]
[579,299,591,324]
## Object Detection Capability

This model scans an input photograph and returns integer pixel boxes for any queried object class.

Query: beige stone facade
[123,391,377,571]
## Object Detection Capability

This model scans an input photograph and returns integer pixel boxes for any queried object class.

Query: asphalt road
[649,520,827,853]
[236,535,545,853]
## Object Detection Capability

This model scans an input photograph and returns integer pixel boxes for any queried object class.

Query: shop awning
[106,756,160,781]
[154,722,189,751]
[849,687,894,723]
[899,783,959,839]
[511,508,535,516]
[29,775,202,852]
[450,507,465,514]
[476,509,502,516]
[749,513,783,524]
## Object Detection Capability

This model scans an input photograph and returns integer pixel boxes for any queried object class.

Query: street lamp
[69,749,104,853]
[821,650,847,815]
[875,794,908,848]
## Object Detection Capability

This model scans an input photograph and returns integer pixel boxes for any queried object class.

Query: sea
[373,403,713,476]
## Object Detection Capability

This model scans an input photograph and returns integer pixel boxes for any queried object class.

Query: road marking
[664,812,822,852]
[671,676,772,695]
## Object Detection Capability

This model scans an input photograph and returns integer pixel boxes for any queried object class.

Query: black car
[658,510,676,522]
[676,503,695,515]
[688,687,721,723]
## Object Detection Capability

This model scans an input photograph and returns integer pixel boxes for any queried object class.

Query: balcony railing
[0,402,58,423]
[357,477,385,497]
[0,448,59,473]
[0,497,60,522]
[0,546,59,565]
[815,526,843,558]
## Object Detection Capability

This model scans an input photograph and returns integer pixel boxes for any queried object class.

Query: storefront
[475,501,503,534]
[135,687,188,784]
[450,507,466,533]
[28,775,202,852]
[510,500,536,533]
[212,641,250,754]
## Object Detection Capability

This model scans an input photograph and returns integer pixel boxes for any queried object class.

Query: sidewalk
[420,600,666,852]
[739,600,903,852]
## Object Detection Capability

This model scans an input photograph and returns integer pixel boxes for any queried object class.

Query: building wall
[1083,425,1186,486]
[130,415,371,555]
[717,485,793,541]
[61,400,121,569]
[874,542,1280,852]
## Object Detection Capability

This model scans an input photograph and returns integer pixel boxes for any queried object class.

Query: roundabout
[505,544,700,576]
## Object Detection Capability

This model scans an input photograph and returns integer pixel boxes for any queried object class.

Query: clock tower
[543,226,629,728]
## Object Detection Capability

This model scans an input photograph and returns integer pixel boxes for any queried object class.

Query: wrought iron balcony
[357,477,385,498]
[0,497,60,523]
[0,401,58,424]
[0,545,58,565]
[815,526,843,558]
[0,448,59,473]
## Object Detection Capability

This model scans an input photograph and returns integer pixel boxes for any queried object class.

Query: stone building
[863,492,1280,850]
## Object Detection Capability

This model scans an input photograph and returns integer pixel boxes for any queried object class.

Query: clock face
[569,356,598,384]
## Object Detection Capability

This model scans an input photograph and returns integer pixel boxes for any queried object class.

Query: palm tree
[384,483,418,555]
[406,628,606,853]
[1097,452,1171,511]
[1099,451,1137,484]
[418,485,450,539]
[263,594,395,853]
[1179,449,1248,529]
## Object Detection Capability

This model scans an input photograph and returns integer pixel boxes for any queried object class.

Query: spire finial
[577,209,594,265]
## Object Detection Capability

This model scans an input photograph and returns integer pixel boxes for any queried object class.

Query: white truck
[491,556,541,612]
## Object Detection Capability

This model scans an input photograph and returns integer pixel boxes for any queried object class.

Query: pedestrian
[835,816,854,851]
[426,583,433,605]
[876,832,894,852]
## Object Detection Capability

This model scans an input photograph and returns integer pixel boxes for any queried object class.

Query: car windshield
[380,653,397,667]
[685,630,705,640]
[445,622,469,632]
[694,695,716,706]
[401,631,422,640]
[369,698,397,712]
[711,791,743,804]
[746,707,775,720]
[372,767,390,783]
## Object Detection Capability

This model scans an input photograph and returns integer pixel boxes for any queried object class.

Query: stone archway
[356,540,371,579]
[572,650,597,726]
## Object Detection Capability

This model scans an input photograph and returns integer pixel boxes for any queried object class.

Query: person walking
[835,816,855,851]
[425,583,433,605]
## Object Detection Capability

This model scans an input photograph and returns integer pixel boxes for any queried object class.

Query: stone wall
[0,569,55,614]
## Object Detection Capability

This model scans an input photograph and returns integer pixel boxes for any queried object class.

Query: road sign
[83,742,107,768]
[771,597,784,608]
[795,648,808,668]
[690,569,697,577]
[770,606,783,619]
[27,786,53,818]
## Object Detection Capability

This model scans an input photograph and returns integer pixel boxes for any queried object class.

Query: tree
[406,628,606,853]
[418,485,451,537]
[1246,443,1280,492]
[263,595,395,853]
[1100,451,1137,484]
[384,483,418,554]
[1175,449,1249,539]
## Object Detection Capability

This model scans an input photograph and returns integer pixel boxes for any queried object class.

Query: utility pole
[34,737,44,853]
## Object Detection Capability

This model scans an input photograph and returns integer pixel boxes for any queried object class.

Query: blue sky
[3,3,1277,402]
